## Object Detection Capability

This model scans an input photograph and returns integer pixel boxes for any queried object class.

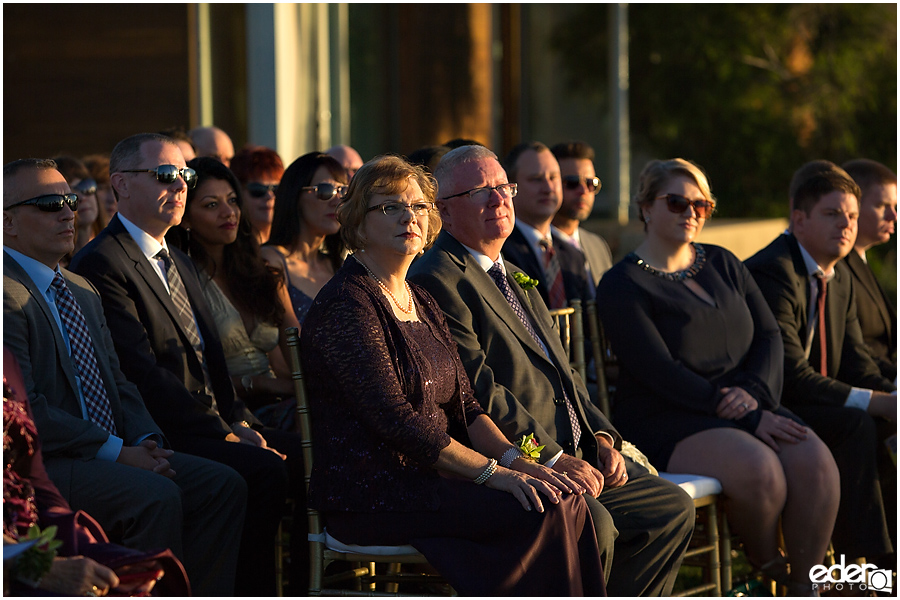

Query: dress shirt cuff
[134,433,165,448]
[595,431,615,446]
[96,435,124,461]
[845,388,872,412]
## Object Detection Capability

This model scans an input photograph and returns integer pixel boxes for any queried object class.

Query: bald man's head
[189,126,235,167]
[325,144,363,178]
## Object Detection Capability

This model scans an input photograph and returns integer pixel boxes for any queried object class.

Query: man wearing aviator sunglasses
[551,141,614,292]
[71,133,305,596]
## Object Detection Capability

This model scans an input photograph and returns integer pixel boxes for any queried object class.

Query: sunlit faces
[558,157,597,222]
[438,158,515,255]
[114,140,189,242]
[184,177,240,248]
[643,175,708,246]
[856,182,897,250]
[300,166,343,237]
[363,178,429,257]
[3,167,75,268]
[793,190,859,267]
[511,149,562,227]
[243,174,280,233]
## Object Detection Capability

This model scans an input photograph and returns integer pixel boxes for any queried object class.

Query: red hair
[230,145,285,184]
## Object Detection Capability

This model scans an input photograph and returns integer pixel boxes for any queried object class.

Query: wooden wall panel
[4,4,191,161]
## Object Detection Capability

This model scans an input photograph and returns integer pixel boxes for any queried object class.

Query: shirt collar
[551,225,580,247]
[460,241,507,273]
[794,237,836,282]
[516,220,551,247]
[117,213,170,261]
[4,246,61,296]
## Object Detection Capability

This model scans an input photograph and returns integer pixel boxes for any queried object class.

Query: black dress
[596,243,801,469]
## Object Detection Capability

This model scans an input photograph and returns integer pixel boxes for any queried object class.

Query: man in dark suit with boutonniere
[409,144,694,597]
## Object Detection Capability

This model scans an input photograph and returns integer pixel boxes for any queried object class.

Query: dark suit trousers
[169,433,290,597]
[791,405,894,560]
[44,451,246,596]
[584,460,695,597]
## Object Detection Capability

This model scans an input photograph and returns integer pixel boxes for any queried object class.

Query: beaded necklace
[356,257,414,314]
[628,243,707,282]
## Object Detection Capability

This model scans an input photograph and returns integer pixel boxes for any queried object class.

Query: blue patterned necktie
[50,272,117,434]
[488,262,582,448]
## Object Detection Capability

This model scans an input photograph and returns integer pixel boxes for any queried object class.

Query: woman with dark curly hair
[168,157,300,429]
[260,152,347,324]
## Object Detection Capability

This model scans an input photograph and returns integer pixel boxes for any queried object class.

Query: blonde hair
[634,158,716,224]
[337,155,441,252]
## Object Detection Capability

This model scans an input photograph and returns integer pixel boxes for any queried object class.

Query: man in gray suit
[550,141,614,289]
[408,145,693,596]
[3,158,246,596]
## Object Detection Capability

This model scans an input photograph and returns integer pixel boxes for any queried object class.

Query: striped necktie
[488,262,581,449]
[155,249,215,402]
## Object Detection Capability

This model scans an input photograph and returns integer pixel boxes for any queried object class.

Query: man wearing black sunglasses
[70,133,305,595]
[501,141,592,310]
[3,157,246,595]
[551,141,614,291]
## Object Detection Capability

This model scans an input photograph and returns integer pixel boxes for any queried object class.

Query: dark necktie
[155,249,215,401]
[488,262,581,449]
[816,275,828,376]
[538,238,567,309]
[50,272,118,434]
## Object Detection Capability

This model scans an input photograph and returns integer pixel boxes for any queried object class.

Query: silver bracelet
[499,446,524,468]
[474,458,498,485]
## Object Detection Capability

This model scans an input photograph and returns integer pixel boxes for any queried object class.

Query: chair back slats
[284,327,453,596]
[548,301,588,383]
[583,300,611,416]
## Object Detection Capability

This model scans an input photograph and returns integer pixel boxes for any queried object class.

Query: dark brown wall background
[4,4,191,161]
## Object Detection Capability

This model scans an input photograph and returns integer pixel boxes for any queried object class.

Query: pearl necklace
[356,257,414,314]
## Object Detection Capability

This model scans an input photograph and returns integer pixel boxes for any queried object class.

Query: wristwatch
[241,375,253,392]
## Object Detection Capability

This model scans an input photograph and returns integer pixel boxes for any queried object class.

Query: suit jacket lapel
[846,250,895,336]
[439,234,552,362]
[108,216,195,345]
[4,256,81,394]
[508,265,573,372]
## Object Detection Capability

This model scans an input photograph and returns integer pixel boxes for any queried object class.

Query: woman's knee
[783,435,840,497]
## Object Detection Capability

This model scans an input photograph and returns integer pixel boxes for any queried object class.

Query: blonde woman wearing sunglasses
[596,158,839,596]
[260,152,349,323]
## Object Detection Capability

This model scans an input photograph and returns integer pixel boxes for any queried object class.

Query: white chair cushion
[658,472,723,499]
[323,529,419,556]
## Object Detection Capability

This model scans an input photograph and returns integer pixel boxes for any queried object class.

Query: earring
[644,215,650,224]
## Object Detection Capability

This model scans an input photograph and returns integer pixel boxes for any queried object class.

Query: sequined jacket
[300,258,486,512]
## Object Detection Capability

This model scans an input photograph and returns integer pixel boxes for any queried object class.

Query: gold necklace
[356,257,414,314]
